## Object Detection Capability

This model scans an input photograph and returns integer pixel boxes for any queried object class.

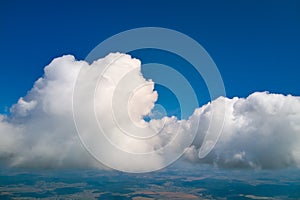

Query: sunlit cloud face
[0,52,299,171]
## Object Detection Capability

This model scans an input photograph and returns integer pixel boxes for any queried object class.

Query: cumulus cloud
[1,55,100,169]
[184,92,300,169]
[0,53,299,170]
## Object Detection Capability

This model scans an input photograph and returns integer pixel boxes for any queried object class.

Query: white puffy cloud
[184,92,300,169]
[1,55,100,169]
[0,53,299,170]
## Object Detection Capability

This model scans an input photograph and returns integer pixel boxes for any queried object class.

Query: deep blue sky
[0,0,299,114]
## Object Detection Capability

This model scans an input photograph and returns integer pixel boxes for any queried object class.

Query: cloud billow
[0,53,299,170]
[185,92,300,169]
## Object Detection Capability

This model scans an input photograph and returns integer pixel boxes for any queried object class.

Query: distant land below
[0,165,299,199]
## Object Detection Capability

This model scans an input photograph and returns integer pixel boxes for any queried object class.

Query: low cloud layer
[0,53,299,170]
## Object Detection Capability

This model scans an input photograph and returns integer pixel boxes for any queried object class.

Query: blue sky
[0,0,299,114]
